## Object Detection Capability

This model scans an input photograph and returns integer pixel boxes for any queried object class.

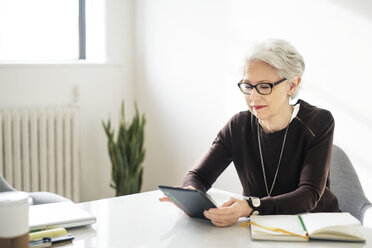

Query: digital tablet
[158,185,217,219]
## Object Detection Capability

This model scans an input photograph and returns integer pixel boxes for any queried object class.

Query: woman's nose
[249,87,261,100]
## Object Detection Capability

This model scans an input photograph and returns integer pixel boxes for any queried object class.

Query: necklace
[257,119,289,197]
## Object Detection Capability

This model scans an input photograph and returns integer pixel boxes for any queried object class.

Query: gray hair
[245,39,305,81]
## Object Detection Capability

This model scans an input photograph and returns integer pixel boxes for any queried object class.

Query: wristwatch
[246,196,261,215]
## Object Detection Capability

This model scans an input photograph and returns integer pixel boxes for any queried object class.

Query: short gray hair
[245,39,305,81]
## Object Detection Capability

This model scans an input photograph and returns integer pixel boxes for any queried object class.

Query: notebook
[29,201,96,231]
[246,212,365,242]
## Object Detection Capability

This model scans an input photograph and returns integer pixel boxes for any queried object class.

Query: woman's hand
[203,197,252,227]
[158,185,195,203]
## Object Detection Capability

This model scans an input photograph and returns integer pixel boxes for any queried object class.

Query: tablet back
[159,186,217,219]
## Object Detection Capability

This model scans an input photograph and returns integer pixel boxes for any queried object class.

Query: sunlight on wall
[86,0,106,62]
[137,0,372,201]
[227,0,372,199]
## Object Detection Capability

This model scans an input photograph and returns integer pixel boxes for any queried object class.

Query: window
[0,0,86,61]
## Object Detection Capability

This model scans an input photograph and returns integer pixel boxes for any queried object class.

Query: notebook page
[250,215,304,237]
[301,212,360,235]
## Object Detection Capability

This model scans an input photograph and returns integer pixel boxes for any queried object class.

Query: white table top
[66,189,372,248]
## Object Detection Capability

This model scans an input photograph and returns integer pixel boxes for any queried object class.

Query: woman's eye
[259,84,270,89]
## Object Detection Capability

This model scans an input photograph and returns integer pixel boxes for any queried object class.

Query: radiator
[0,107,79,202]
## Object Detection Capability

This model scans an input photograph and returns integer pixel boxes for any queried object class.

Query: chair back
[0,175,16,192]
[330,145,372,224]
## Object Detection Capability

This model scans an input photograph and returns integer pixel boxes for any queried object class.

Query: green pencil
[298,215,309,237]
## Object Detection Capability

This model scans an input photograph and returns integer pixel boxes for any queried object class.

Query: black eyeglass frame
[237,78,287,95]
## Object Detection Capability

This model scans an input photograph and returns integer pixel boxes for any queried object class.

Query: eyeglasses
[237,78,287,95]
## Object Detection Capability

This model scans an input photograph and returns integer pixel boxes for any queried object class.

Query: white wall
[135,0,372,201]
[135,0,239,193]
[0,0,135,202]
[1,0,371,203]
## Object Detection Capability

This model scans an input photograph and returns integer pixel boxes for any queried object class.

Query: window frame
[79,0,86,60]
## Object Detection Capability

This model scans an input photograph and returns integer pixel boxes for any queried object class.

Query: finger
[171,185,195,190]
[207,205,243,223]
[203,210,210,219]
[211,219,234,227]
[220,198,237,207]
[208,206,234,216]
[211,220,224,227]
[158,196,172,202]
[204,210,227,222]
[204,210,222,220]
[209,198,238,213]
[205,210,238,223]
[209,214,237,223]
[209,198,241,216]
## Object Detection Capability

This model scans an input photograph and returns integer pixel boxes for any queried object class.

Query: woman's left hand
[203,197,252,227]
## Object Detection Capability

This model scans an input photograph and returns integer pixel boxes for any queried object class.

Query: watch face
[252,197,260,208]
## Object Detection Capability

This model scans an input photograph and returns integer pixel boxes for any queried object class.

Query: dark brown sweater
[182,99,340,215]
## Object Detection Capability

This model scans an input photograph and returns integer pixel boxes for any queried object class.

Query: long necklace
[257,119,289,197]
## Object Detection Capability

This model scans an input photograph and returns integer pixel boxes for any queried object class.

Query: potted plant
[102,102,146,196]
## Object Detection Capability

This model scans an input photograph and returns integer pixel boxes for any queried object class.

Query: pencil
[298,215,309,237]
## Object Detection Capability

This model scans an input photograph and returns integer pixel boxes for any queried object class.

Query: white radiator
[0,107,79,202]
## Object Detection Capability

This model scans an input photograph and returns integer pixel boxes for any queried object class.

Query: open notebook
[29,201,96,231]
[246,212,365,242]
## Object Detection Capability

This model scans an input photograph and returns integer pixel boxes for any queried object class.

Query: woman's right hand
[158,185,195,203]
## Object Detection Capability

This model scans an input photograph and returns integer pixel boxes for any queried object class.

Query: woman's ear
[288,77,301,96]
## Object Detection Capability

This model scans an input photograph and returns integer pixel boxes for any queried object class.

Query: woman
[160,39,340,227]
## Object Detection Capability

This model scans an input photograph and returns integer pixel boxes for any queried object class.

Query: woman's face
[243,60,291,122]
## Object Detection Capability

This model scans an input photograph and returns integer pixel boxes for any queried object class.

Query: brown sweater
[182,99,340,215]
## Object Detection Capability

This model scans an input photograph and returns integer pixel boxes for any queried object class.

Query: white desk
[67,189,372,248]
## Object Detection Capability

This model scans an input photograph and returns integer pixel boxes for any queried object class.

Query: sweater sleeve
[258,111,335,214]
[181,115,237,192]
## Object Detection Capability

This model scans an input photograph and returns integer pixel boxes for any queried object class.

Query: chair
[330,145,372,224]
[0,174,72,205]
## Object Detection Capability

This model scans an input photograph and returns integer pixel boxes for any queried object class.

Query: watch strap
[246,196,261,215]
